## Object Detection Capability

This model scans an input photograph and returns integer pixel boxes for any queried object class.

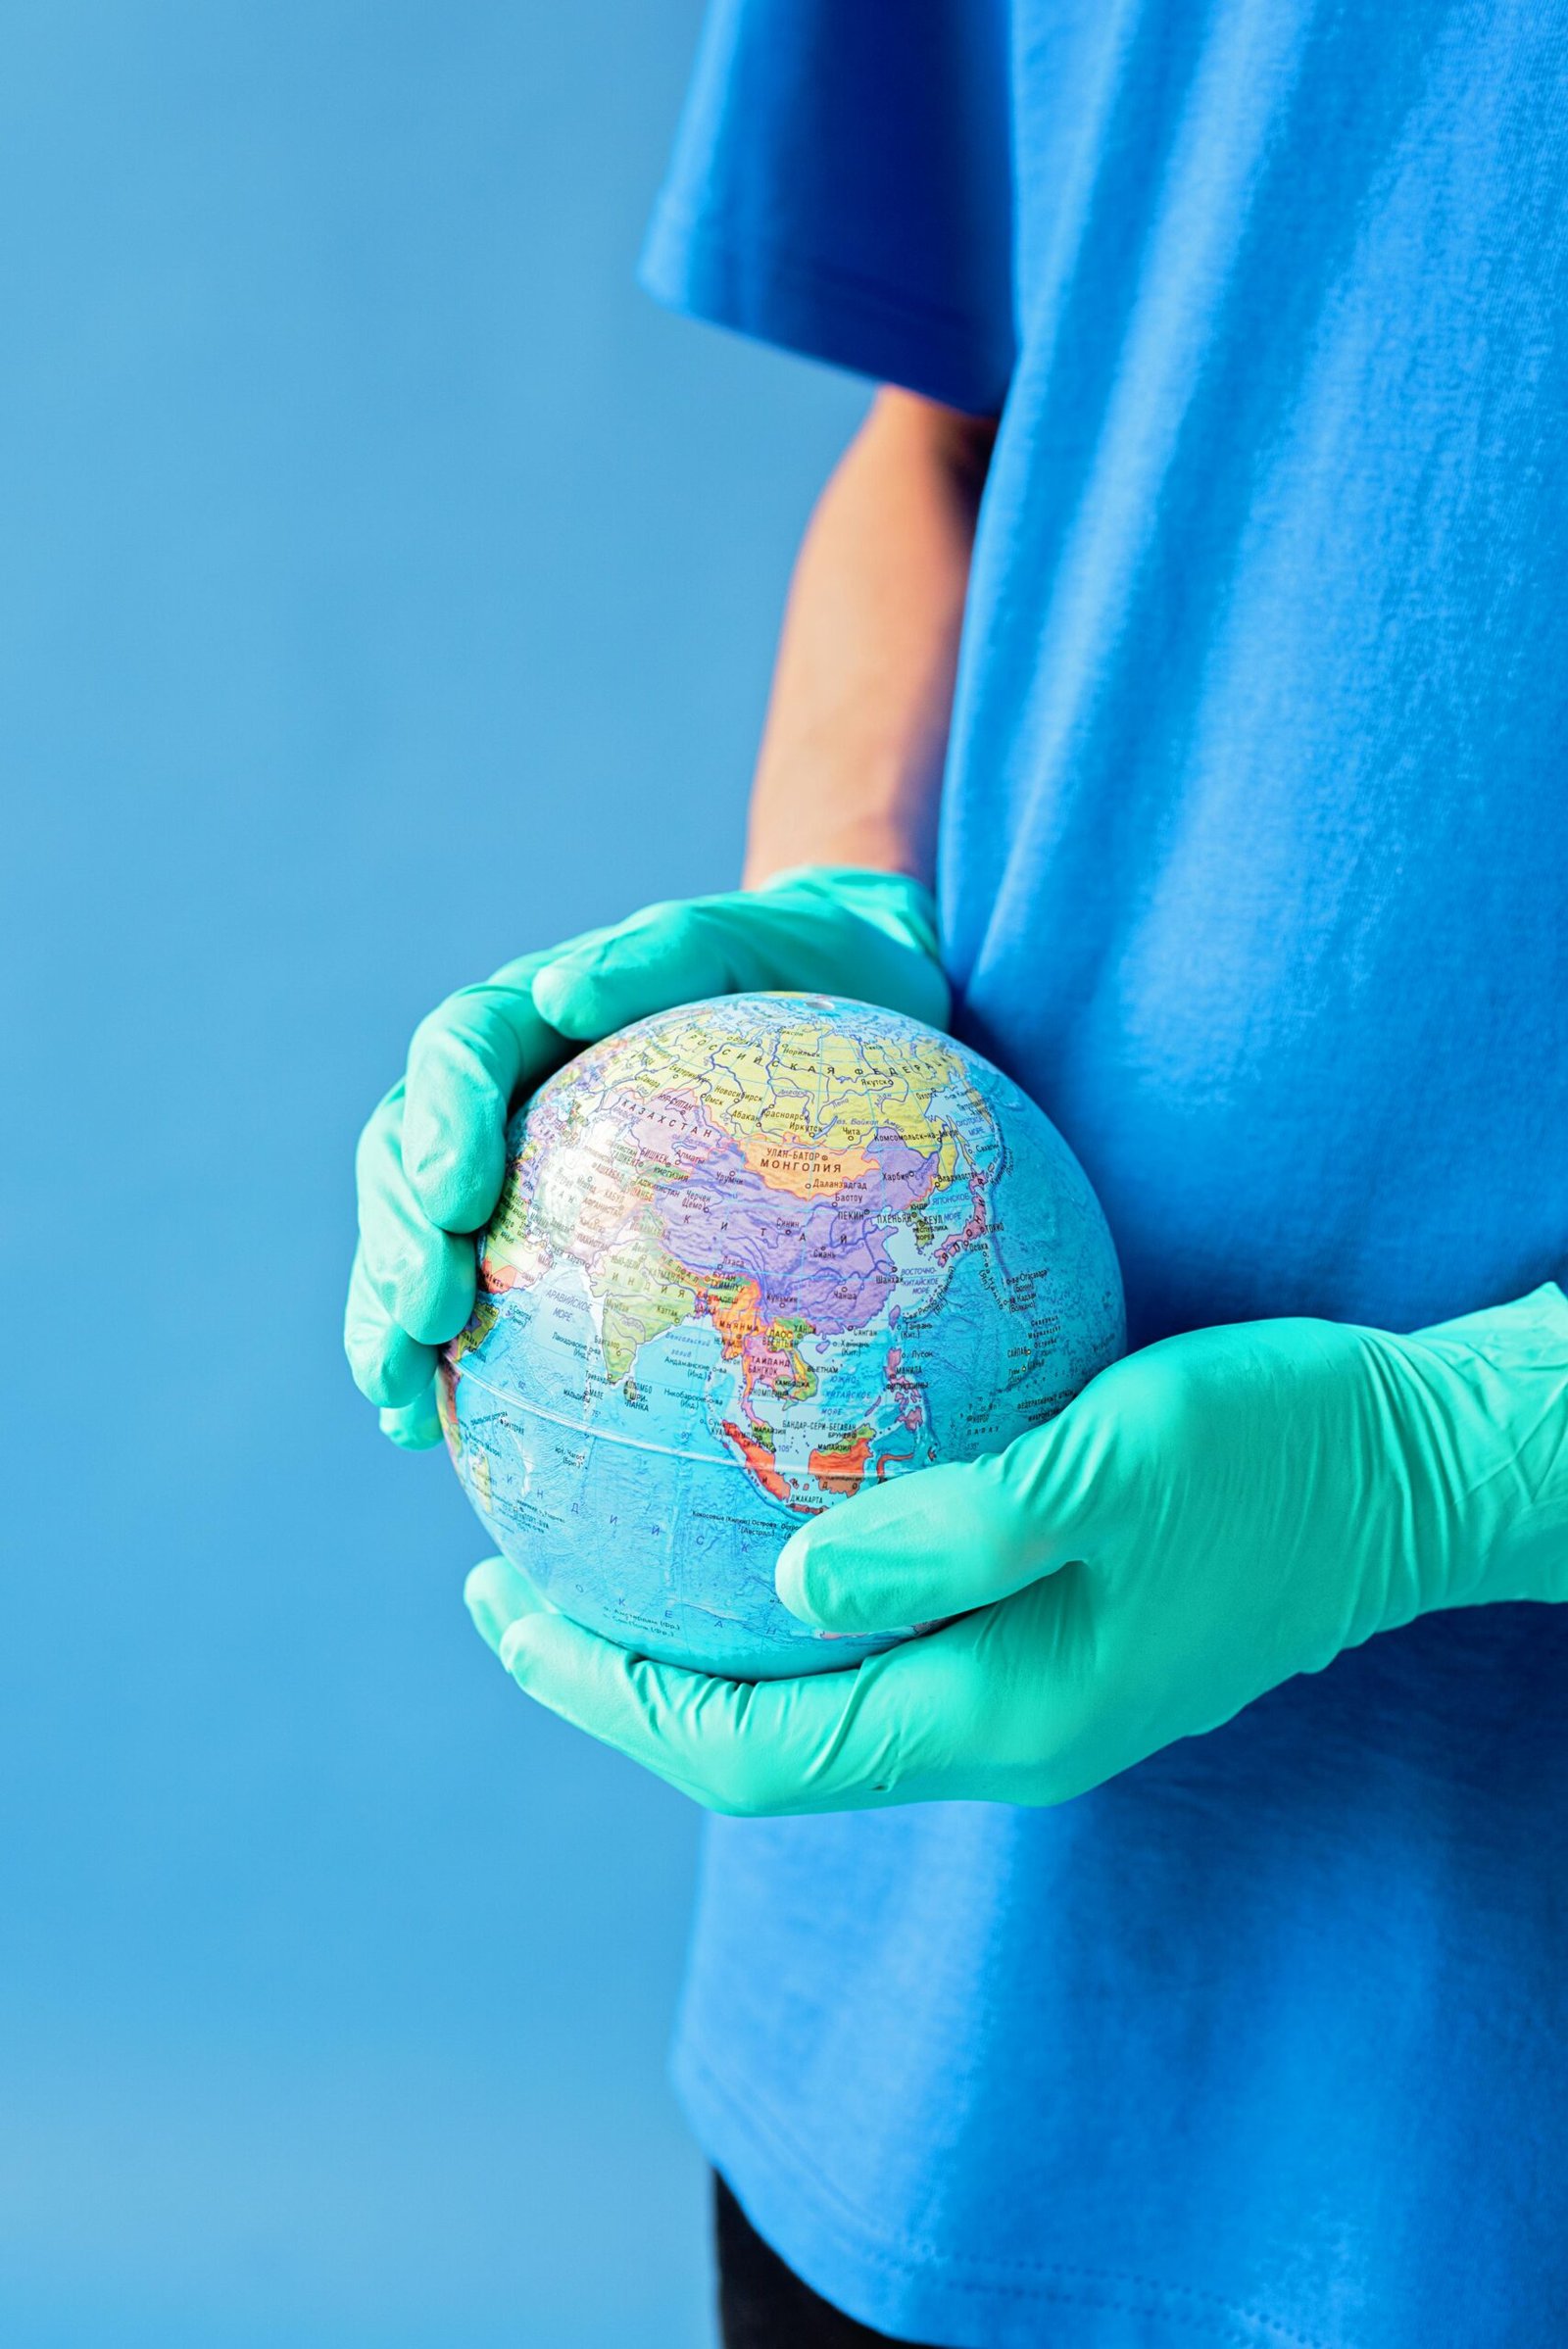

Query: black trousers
[714,2173,938,2349]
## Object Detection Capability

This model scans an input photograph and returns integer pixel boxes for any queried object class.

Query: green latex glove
[467,1286,1568,1811]
[344,865,948,1447]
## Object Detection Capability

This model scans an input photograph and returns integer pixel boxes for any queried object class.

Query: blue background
[0,6,861,2342]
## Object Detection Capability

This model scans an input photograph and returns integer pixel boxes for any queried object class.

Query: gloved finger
[401,972,568,1233]
[531,875,953,1042]
[464,1553,557,1655]
[494,1607,923,1816]
[776,1382,1133,1632]
[343,1242,440,1408]
[530,902,744,1041]
[355,1086,477,1346]
[379,1380,444,1450]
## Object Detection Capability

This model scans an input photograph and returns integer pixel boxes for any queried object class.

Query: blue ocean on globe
[440,993,1124,1680]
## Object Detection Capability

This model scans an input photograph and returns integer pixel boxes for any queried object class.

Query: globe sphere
[440,992,1123,1680]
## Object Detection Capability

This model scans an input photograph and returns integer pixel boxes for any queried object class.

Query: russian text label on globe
[439,992,1124,1681]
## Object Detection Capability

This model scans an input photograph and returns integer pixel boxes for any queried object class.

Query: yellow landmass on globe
[448,1297,499,1358]
[611,1006,960,1159]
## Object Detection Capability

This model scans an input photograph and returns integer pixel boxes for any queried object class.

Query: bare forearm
[742,388,996,890]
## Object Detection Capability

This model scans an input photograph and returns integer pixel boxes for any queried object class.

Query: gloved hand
[466,1287,1568,1810]
[345,865,949,1447]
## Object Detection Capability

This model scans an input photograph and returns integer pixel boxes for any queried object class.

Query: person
[345,3,1568,2343]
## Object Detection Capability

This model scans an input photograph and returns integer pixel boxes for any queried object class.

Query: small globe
[440,992,1124,1680]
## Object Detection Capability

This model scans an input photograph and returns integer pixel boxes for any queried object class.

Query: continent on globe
[440,992,1124,1681]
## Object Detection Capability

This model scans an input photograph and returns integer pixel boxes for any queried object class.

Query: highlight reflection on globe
[439,992,1124,1681]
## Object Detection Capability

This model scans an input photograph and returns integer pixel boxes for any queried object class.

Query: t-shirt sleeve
[639,0,1015,416]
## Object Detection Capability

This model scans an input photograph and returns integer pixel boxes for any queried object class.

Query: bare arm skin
[741,387,998,890]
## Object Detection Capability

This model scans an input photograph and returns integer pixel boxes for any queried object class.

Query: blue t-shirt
[641,6,1568,2344]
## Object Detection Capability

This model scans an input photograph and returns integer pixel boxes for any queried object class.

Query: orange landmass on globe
[739,1133,873,1199]
[721,1418,793,1504]
[710,1279,761,1356]
[808,1428,873,1498]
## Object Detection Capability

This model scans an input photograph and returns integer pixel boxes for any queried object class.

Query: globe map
[439,993,1124,1680]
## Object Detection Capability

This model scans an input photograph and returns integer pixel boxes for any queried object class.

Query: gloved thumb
[464,1553,557,1657]
[775,1396,1123,1634]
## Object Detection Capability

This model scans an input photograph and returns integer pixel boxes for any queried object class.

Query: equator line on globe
[439,992,1124,1680]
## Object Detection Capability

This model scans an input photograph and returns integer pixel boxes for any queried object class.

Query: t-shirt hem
[638,196,1012,418]
[673,2031,1336,2349]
